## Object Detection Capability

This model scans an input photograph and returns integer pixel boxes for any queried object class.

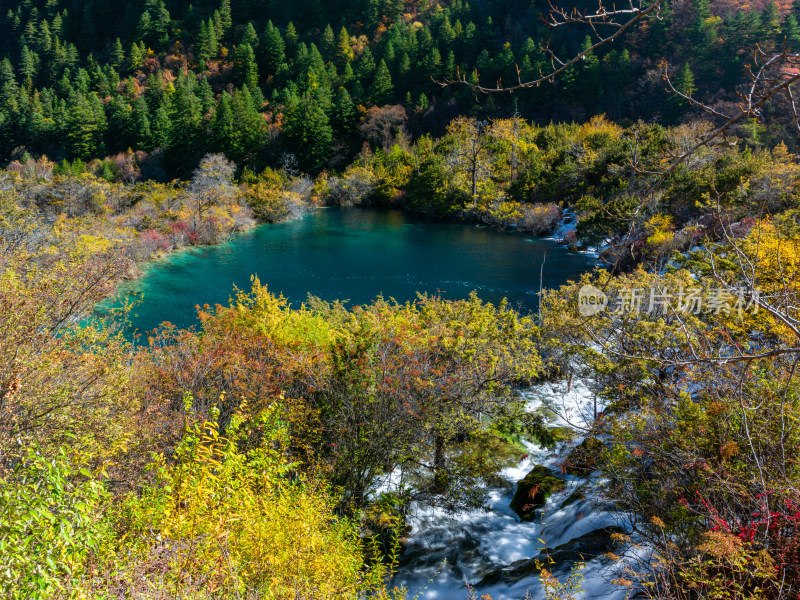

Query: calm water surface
[111,208,593,335]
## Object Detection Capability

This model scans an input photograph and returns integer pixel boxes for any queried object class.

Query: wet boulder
[510,465,566,521]
[477,525,626,586]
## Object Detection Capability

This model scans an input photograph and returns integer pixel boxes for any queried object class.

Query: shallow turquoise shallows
[106,207,594,336]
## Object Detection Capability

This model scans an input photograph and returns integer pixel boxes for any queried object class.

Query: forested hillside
[2,0,800,177]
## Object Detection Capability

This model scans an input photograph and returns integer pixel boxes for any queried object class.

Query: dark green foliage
[0,0,794,178]
[371,59,393,105]
[284,95,333,172]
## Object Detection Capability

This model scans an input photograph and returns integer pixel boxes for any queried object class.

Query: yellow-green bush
[115,404,388,600]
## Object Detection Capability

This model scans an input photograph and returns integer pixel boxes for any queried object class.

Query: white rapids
[389,380,632,600]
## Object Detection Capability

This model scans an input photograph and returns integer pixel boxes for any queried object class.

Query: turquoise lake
[110,207,594,335]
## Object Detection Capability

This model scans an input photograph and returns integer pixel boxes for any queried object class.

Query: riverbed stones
[510,465,566,520]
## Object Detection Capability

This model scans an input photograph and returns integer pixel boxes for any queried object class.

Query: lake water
[114,207,594,335]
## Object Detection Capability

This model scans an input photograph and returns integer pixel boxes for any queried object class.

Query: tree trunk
[433,434,446,492]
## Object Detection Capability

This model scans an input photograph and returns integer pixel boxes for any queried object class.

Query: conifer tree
[106,95,133,152]
[321,24,335,62]
[241,22,258,48]
[198,19,219,62]
[357,46,376,79]
[285,21,299,57]
[351,80,366,106]
[129,42,143,71]
[371,59,393,105]
[197,76,215,115]
[235,43,259,91]
[150,105,170,148]
[284,94,333,171]
[785,14,800,50]
[213,92,236,152]
[110,38,125,69]
[263,21,285,77]
[218,0,232,37]
[18,45,36,79]
[332,86,355,134]
[0,58,18,104]
[64,92,106,159]
[336,26,353,67]
[762,0,781,39]
[341,62,355,85]
[131,95,152,148]
[445,50,456,80]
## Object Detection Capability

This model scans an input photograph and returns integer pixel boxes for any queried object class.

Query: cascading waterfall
[392,380,631,600]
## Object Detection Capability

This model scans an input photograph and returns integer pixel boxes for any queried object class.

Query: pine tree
[285,22,299,57]
[110,38,125,69]
[164,75,204,176]
[416,92,429,112]
[332,86,355,134]
[129,42,143,71]
[151,0,171,46]
[284,94,333,172]
[106,95,133,153]
[308,67,333,115]
[137,11,152,45]
[762,0,781,40]
[397,52,411,83]
[674,62,696,97]
[336,26,353,67]
[131,95,152,148]
[341,62,355,85]
[241,22,258,48]
[309,43,326,76]
[667,62,696,120]
[366,0,381,32]
[785,14,800,50]
[37,20,52,53]
[423,47,442,79]
[231,86,265,162]
[213,92,236,153]
[64,92,106,159]
[0,58,18,104]
[371,59,393,105]
[150,105,170,147]
[19,45,36,79]
[263,21,285,77]
[197,76,215,115]
[218,0,232,37]
[235,43,259,91]
[321,24,335,62]
[198,19,219,62]
[357,46,376,79]
[445,50,456,80]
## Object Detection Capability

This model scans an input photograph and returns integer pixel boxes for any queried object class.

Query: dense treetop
[2,0,800,177]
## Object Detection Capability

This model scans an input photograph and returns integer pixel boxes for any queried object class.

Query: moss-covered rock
[551,426,577,443]
[509,465,566,521]
[560,489,586,509]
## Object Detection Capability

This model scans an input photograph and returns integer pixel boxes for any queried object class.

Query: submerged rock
[559,488,586,509]
[476,525,625,586]
[510,465,566,521]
